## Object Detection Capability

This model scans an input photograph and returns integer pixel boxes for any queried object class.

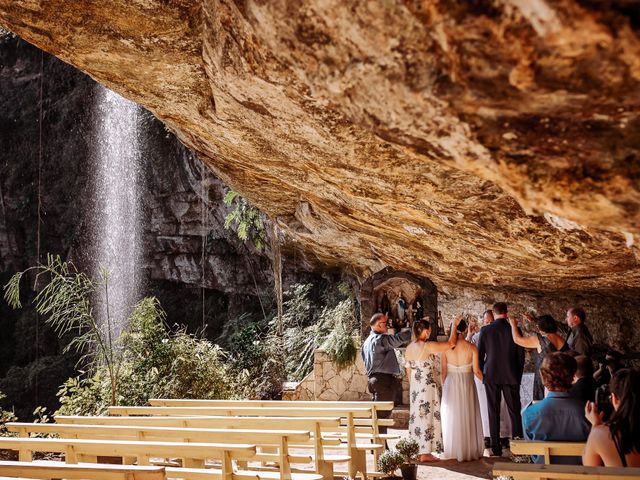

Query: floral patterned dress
[406,356,443,455]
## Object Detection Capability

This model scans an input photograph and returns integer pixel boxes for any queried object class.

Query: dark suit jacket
[478,318,525,385]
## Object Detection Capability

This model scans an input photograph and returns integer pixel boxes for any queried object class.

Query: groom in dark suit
[477,302,525,456]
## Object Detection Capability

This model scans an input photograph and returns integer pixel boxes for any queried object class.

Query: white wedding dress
[441,363,484,461]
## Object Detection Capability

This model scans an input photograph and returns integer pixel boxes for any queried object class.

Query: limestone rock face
[1,1,639,291]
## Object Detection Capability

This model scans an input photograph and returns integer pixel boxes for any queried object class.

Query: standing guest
[477,302,525,456]
[522,352,591,464]
[441,320,484,461]
[570,355,597,404]
[565,307,593,356]
[362,313,411,433]
[508,313,569,400]
[583,369,640,467]
[404,316,459,462]
[470,309,511,450]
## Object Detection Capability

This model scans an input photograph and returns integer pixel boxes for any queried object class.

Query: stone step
[390,405,409,429]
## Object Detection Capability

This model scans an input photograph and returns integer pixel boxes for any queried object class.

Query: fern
[223,190,266,250]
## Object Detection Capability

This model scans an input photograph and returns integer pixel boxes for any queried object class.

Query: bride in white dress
[441,320,484,461]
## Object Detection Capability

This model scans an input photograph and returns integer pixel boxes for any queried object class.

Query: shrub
[0,391,17,437]
[377,450,403,476]
[395,437,419,464]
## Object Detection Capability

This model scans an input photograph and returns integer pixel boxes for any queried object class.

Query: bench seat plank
[149,400,393,411]
[7,423,311,444]
[108,407,372,418]
[493,462,640,480]
[0,460,165,480]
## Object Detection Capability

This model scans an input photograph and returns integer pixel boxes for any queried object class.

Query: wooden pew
[510,440,586,464]
[0,437,254,476]
[54,416,347,479]
[493,462,640,479]
[6,423,316,478]
[0,461,165,480]
[105,408,381,480]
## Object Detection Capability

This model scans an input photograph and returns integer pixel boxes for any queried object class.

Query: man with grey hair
[361,313,411,432]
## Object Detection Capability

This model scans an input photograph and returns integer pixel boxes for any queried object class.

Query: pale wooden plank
[148,400,393,411]
[492,462,640,480]
[107,407,372,418]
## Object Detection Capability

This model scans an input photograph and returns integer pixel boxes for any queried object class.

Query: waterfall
[92,85,143,336]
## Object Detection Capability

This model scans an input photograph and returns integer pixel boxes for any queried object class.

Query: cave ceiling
[1,0,639,293]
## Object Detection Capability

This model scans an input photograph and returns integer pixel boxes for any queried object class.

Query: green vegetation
[395,437,419,464]
[56,298,243,416]
[223,191,266,250]
[377,449,404,476]
[4,255,128,406]
[0,391,17,437]
[3,253,358,414]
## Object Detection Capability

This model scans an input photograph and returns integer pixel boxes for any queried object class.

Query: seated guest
[522,352,591,464]
[570,355,597,404]
[508,313,568,400]
[583,369,640,467]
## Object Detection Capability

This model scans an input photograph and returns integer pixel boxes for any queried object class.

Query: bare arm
[472,345,483,382]
[406,367,412,384]
[509,316,540,350]
[583,401,605,466]
[583,427,605,467]
[441,351,448,384]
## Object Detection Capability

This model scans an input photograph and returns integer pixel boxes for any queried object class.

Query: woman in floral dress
[405,316,460,462]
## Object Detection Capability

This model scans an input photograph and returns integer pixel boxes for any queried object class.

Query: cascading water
[92,85,143,337]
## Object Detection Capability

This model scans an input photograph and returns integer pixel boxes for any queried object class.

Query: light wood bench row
[510,440,586,464]
[103,409,385,479]
[493,462,640,479]
[5,423,332,478]
[0,461,325,480]
[0,461,165,480]
[52,417,357,478]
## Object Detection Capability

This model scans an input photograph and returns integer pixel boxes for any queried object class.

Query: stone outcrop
[1,1,639,293]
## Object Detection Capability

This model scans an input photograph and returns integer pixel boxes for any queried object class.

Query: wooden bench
[0,461,324,480]
[147,401,396,439]
[492,462,640,479]
[54,416,347,479]
[0,437,254,477]
[6,423,318,478]
[105,408,382,480]
[510,440,586,464]
[0,461,165,480]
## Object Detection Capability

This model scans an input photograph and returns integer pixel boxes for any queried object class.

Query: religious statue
[397,294,406,321]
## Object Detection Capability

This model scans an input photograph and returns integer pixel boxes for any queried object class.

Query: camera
[595,383,613,422]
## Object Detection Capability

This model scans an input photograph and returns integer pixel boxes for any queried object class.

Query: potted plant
[377,449,404,479]
[395,437,419,480]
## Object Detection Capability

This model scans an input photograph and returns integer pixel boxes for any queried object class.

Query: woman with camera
[583,368,640,467]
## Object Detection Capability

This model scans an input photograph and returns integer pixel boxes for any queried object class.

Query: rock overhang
[1,0,639,292]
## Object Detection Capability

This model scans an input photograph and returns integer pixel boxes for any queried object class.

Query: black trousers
[367,373,400,434]
[485,383,523,453]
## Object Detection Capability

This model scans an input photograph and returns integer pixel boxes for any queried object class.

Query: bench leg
[317,460,335,480]
[348,449,367,480]
[123,456,136,465]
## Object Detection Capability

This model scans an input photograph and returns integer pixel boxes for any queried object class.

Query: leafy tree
[4,255,126,406]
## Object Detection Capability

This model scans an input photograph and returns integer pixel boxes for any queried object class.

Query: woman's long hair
[608,368,640,455]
